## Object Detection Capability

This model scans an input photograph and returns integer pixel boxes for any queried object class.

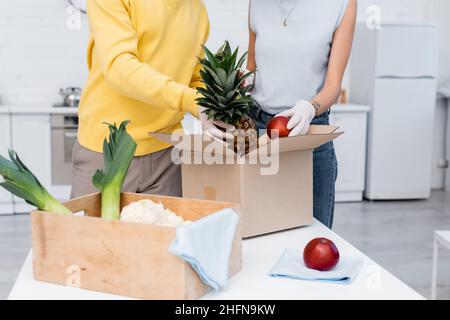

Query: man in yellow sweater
[72,0,217,198]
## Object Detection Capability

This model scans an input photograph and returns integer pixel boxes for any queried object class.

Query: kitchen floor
[1,192,450,300]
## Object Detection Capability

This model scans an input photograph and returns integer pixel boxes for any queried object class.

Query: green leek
[92,121,137,221]
[0,150,72,215]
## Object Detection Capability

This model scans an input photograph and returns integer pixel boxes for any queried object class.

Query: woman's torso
[250,0,349,114]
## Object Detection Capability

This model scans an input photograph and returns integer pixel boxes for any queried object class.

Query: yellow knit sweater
[79,0,209,156]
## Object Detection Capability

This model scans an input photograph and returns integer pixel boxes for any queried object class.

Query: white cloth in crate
[169,208,239,292]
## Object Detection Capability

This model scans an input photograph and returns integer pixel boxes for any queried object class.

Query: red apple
[303,238,340,271]
[267,116,291,139]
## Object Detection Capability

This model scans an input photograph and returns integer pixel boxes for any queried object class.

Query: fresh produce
[121,199,191,227]
[92,121,137,221]
[303,238,340,271]
[267,116,291,139]
[0,150,72,215]
[0,121,192,230]
[197,41,258,155]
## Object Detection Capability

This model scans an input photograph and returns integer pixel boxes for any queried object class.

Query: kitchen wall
[0,0,89,106]
[204,0,248,51]
[436,0,450,190]
[0,0,248,107]
[435,0,450,97]
[356,0,436,23]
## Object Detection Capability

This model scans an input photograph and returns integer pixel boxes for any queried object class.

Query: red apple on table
[303,238,340,271]
[267,116,291,139]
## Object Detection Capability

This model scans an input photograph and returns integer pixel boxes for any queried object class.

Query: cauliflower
[120,199,191,227]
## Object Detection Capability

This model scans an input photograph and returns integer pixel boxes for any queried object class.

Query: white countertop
[8,220,423,300]
[0,106,78,115]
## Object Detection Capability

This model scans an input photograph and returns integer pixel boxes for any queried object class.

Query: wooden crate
[31,193,242,300]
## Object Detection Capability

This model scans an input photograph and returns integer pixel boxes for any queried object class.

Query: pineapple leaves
[202,45,220,70]
[226,70,239,92]
[228,48,239,75]
[196,41,259,127]
[216,68,228,86]
[236,71,255,89]
[202,65,223,87]
[226,90,238,101]
[236,53,248,70]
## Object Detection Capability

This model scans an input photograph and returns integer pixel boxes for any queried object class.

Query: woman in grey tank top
[247,0,357,228]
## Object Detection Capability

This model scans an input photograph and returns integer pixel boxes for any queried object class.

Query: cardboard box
[152,125,343,238]
[31,193,241,300]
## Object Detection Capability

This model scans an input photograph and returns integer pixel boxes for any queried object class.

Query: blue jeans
[250,107,338,229]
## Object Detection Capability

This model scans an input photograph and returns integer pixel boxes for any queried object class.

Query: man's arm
[187,22,210,119]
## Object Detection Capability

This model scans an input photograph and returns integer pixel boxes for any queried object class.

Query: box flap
[308,125,340,135]
[259,125,343,154]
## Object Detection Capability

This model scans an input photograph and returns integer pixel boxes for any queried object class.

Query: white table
[8,220,424,300]
[432,231,450,300]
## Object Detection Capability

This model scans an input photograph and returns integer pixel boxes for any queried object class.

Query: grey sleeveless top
[250,0,349,114]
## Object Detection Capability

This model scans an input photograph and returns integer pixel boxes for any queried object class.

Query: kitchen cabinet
[331,104,370,202]
[11,114,52,213]
[0,112,14,215]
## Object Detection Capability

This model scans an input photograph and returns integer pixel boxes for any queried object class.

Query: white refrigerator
[350,24,439,200]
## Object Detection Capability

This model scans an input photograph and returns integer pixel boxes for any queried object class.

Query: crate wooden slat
[31,193,241,300]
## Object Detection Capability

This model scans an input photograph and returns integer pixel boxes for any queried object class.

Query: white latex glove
[199,107,235,140]
[277,100,316,137]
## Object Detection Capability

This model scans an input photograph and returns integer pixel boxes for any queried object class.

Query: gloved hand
[276,100,316,137]
[199,107,235,140]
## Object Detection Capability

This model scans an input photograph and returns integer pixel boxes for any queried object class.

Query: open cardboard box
[151,125,343,238]
[31,193,242,300]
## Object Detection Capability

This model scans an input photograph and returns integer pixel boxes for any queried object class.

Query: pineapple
[197,41,258,156]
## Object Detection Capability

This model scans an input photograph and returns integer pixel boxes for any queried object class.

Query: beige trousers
[70,141,182,199]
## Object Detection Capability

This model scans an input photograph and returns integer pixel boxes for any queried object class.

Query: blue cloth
[270,249,363,284]
[169,209,239,292]
[251,107,338,228]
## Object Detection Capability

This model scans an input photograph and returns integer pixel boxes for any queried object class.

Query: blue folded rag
[270,249,363,284]
[169,209,239,292]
